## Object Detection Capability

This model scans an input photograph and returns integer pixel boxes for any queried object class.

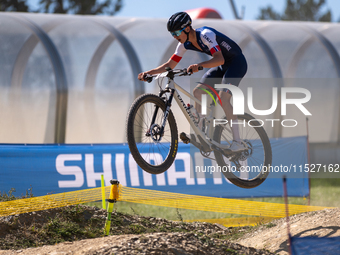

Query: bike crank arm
[211,144,233,158]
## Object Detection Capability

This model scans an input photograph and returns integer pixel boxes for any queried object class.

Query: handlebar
[143,66,203,83]
[145,75,154,83]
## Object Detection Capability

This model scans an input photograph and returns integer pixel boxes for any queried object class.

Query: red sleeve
[170,54,182,63]
[210,46,221,55]
[171,43,186,62]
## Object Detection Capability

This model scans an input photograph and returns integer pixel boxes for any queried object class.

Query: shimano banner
[0,136,309,198]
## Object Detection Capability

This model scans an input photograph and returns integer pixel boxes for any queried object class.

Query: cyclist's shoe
[180,132,190,144]
[228,140,247,153]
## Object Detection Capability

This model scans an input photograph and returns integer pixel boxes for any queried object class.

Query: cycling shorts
[200,54,247,94]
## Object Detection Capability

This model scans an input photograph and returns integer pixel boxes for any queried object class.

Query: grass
[86,201,247,221]
[240,196,309,205]
[0,205,105,250]
[87,177,340,221]
[0,186,33,202]
[308,178,340,207]
[1,178,338,250]
[265,222,277,228]
[2,177,339,228]
[0,199,248,250]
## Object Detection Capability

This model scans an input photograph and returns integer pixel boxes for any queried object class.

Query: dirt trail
[0,207,339,254]
[238,208,340,255]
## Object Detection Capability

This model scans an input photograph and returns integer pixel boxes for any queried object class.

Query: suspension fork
[148,89,175,137]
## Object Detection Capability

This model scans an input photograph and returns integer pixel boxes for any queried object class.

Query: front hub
[150,124,163,142]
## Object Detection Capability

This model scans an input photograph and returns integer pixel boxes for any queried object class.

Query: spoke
[133,99,174,167]
[216,115,270,181]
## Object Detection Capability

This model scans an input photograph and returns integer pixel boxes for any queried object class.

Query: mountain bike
[126,68,272,188]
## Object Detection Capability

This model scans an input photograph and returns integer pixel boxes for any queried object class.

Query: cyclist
[138,11,248,152]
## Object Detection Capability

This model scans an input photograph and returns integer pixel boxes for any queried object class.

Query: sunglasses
[171,27,186,37]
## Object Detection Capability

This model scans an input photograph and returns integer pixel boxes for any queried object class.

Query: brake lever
[185,66,203,76]
[180,68,189,76]
[144,74,153,83]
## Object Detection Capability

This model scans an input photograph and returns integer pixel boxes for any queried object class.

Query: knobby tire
[126,94,178,174]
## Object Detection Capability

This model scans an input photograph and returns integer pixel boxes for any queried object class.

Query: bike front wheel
[213,113,272,188]
[126,94,178,174]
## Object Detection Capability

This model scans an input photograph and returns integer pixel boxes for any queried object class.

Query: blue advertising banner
[0,136,309,198]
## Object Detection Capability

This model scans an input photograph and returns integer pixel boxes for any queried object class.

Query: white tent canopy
[0,13,339,150]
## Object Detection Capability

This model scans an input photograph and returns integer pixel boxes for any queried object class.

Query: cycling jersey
[170,26,243,67]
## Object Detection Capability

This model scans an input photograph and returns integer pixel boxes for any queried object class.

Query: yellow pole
[101,175,106,210]
[104,179,120,236]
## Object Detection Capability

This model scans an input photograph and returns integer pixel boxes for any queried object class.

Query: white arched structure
[1,13,339,164]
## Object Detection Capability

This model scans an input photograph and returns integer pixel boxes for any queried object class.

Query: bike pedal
[180,132,190,144]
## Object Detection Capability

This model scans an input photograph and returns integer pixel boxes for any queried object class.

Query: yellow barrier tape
[0,185,330,220]
[185,217,276,227]
[119,186,329,218]
[0,186,111,217]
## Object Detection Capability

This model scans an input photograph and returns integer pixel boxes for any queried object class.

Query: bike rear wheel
[126,94,178,174]
[213,113,272,188]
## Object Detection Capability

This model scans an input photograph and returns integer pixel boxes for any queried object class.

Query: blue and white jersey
[171,26,243,66]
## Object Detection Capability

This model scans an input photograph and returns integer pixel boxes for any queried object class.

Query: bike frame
[130,69,272,187]
[159,76,232,151]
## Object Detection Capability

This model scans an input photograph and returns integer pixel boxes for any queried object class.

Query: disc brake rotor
[150,124,162,142]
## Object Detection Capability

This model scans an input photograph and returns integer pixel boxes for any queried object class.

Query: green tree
[257,0,332,22]
[0,0,29,12]
[38,0,123,15]
[257,5,282,20]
